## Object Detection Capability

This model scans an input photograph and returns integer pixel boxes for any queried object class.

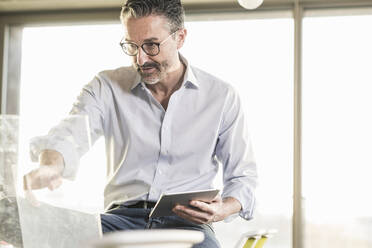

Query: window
[1,4,370,248]
[303,14,372,248]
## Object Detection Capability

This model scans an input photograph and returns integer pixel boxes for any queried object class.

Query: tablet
[149,189,220,218]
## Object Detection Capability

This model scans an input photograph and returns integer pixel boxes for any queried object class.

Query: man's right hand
[23,149,65,195]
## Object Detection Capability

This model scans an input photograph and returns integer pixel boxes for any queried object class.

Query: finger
[26,166,59,190]
[212,194,222,202]
[173,205,212,223]
[25,190,41,207]
[23,169,42,190]
[48,177,63,191]
[24,169,44,190]
[173,208,206,224]
[190,200,215,215]
[23,174,29,191]
[23,175,41,207]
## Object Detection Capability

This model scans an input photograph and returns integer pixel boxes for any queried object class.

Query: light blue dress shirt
[30,55,257,220]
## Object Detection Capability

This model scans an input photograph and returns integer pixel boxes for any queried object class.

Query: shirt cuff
[222,186,255,221]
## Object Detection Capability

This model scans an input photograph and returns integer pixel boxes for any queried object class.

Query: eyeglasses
[119,30,178,57]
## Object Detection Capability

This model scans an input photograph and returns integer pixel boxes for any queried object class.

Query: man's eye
[127,43,137,49]
[123,43,137,53]
[144,43,157,50]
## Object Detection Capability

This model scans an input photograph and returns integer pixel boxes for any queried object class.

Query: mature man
[25,0,257,247]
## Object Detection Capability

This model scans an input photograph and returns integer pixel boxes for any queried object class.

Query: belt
[126,201,157,209]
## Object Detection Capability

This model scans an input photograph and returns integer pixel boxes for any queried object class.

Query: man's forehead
[124,15,171,41]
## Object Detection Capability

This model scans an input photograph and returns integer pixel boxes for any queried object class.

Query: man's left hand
[172,195,229,224]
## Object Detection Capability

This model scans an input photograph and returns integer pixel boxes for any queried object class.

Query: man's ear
[177,28,187,50]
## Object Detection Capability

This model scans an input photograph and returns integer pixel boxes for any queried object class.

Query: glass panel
[1,115,101,248]
[0,115,23,247]
[303,15,372,248]
[182,18,293,248]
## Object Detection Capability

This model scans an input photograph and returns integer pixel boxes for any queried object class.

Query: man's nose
[136,47,150,66]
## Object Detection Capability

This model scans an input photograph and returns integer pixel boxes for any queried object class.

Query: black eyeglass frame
[119,30,178,57]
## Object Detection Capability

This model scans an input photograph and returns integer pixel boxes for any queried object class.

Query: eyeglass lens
[122,42,159,56]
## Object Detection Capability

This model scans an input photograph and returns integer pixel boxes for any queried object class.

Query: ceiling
[0,0,275,12]
[0,0,370,13]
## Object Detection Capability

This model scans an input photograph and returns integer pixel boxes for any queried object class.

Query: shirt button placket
[150,114,171,200]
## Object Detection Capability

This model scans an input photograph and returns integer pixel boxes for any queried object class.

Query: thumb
[24,174,41,207]
[212,194,222,203]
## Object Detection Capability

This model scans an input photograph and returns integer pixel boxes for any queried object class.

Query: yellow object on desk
[236,229,277,248]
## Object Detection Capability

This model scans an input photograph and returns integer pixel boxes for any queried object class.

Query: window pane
[303,15,372,248]
[183,18,293,248]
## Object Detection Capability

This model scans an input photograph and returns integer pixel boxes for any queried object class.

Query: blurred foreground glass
[90,230,204,248]
[0,115,101,248]
[0,115,22,247]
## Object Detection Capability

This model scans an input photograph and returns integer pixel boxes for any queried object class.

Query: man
[25,0,257,247]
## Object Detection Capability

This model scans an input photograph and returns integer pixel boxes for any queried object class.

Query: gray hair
[120,0,185,33]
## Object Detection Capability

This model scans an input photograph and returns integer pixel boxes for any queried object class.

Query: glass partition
[1,115,101,248]
[0,115,23,247]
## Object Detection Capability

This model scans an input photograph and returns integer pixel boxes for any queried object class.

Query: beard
[135,60,169,85]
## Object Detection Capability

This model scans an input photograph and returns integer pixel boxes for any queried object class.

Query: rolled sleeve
[222,178,256,221]
[29,76,106,180]
[215,86,258,221]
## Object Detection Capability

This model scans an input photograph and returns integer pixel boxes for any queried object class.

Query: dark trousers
[100,205,221,248]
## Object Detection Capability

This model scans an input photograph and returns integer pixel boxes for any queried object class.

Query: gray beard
[139,70,161,84]
[137,61,169,84]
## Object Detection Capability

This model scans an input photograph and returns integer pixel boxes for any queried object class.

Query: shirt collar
[131,71,142,90]
[130,53,199,91]
[180,53,199,89]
